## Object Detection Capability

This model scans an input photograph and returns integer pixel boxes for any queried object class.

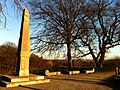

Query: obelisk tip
[24,8,29,13]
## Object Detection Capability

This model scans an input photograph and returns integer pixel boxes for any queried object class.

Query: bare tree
[77,0,120,69]
[29,0,87,68]
[29,0,119,69]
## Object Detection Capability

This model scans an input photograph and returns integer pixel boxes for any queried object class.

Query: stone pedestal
[1,74,50,87]
[16,51,31,76]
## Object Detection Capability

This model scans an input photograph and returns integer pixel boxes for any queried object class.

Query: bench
[69,71,80,75]
[84,68,95,74]
[45,70,61,76]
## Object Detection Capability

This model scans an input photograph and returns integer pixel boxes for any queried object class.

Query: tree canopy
[0,0,119,69]
[77,0,120,68]
[29,0,120,68]
[29,0,88,68]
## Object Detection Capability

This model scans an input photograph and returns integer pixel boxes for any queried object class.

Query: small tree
[0,42,17,74]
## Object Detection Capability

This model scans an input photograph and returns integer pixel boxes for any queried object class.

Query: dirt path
[0,72,119,90]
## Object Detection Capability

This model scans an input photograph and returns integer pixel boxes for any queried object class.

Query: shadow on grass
[19,85,42,90]
[98,76,120,90]
[49,75,120,90]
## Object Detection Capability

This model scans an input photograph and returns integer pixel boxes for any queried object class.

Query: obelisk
[16,8,31,76]
[1,8,50,87]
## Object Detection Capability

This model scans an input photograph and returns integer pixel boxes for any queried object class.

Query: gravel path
[0,72,119,90]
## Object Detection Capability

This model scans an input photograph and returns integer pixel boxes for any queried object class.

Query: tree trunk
[92,44,106,71]
[95,62,102,69]
[97,45,106,70]
[67,43,72,69]
[95,52,105,71]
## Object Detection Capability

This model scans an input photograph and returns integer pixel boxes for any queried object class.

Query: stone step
[3,75,29,82]
[2,79,50,87]
[3,74,44,82]
[29,74,45,81]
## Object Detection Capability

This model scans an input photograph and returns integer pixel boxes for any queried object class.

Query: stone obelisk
[1,8,50,87]
[16,8,31,76]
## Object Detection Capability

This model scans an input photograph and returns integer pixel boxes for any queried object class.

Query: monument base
[0,74,50,87]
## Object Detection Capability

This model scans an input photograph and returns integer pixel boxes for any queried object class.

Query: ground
[0,72,120,90]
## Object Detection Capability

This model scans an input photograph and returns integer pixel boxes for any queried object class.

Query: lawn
[0,72,119,90]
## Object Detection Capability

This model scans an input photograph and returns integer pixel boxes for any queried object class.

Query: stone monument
[0,9,50,87]
[16,8,31,76]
